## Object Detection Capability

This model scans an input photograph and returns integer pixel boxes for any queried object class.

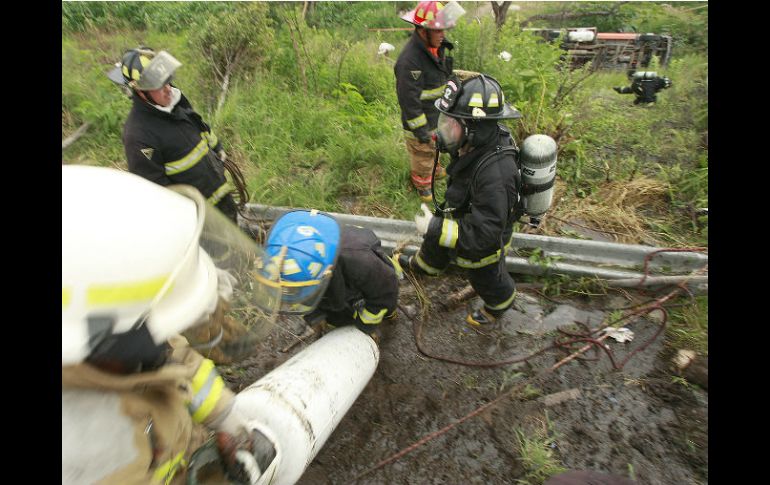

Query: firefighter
[261,210,399,342]
[613,71,672,105]
[109,47,240,223]
[395,74,523,327]
[62,165,282,484]
[395,1,466,202]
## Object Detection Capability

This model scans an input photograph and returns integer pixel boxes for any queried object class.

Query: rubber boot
[466,306,505,327]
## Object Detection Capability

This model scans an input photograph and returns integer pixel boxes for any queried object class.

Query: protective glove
[218,149,227,163]
[412,126,432,144]
[216,428,276,485]
[216,268,237,302]
[612,86,623,93]
[414,203,434,236]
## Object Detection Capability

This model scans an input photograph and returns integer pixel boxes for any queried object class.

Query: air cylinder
[519,134,558,222]
[233,326,379,485]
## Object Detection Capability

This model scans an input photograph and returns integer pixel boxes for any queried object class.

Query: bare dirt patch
[221,269,707,484]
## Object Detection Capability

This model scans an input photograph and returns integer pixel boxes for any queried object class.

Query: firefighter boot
[416,186,432,203]
[466,306,505,327]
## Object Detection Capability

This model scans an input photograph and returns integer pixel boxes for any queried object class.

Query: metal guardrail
[242,204,708,290]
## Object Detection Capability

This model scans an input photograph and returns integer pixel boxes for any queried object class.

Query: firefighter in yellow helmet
[108,47,241,223]
[394,1,466,202]
[62,165,282,484]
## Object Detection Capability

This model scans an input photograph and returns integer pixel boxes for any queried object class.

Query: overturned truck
[525,27,673,71]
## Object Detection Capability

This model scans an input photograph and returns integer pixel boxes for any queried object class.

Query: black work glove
[216,429,276,484]
[413,126,432,144]
[612,86,623,93]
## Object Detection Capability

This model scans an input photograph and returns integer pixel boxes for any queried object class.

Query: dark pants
[215,194,239,224]
[415,233,516,314]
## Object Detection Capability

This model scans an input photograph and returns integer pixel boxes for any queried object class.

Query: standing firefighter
[108,47,242,223]
[62,165,282,484]
[613,71,672,105]
[261,210,399,343]
[395,1,466,202]
[397,74,558,327]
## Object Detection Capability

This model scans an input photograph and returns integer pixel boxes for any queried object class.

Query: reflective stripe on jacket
[394,31,454,133]
[62,335,236,484]
[426,125,520,263]
[123,92,231,207]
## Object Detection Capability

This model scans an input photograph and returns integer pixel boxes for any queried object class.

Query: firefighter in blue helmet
[260,210,399,342]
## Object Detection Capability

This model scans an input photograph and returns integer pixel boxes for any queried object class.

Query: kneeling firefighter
[62,165,284,484]
[613,71,672,105]
[260,209,399,342]
[396,73,558,326]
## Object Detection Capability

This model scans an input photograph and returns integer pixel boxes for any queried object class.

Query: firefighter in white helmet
[62,165,282,484]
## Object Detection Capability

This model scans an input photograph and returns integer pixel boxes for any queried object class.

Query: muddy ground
[221,269,707,485]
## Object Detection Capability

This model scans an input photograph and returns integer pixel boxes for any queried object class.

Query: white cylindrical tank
[234,326,380,485]
[567,29,595,43]
[519,134,558,220]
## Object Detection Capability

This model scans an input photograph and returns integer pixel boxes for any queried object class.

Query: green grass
[666,296,708,355]
[61,2,707,245]
[515,412,565,485]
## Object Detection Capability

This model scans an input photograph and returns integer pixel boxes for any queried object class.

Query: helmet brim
[107,65,128,86]
[435,98,522,120]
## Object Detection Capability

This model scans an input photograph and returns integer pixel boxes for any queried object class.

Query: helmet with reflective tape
[400,1,465,30]
[63,166,282,368]
[62,165,218,365]
[435,73,521,120]
[110,47,182,91]
[263,210,341,315]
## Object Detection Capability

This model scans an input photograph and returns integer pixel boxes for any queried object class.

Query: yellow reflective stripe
[420,85,446,100]
[191,359,215,393]
[407,113,428,130]
[456,250,501,269]
[165,136,209,175]
[439,219,459,248]
[152,451,186,485]
[205,131,218,149]
[86,275,169,306]
[359,307,387,325]
[190,359,225,423]
[468,92,484,107]
[207,182,232,205]
[487,93,500,107]
[487,290,517,311]
[62,288,71,308]
[389,255,404,279]
[414,253,443,275]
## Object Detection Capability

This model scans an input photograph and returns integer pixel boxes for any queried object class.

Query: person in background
[109,47,241,223]
[394,1,466,202]
[613,71,672,105]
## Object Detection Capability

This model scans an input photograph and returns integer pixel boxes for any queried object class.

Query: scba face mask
[436,113,467,153]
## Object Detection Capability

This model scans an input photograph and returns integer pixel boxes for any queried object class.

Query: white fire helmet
[62,165,281,365]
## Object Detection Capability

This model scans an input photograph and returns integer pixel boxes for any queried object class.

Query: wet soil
[221,269,707,485]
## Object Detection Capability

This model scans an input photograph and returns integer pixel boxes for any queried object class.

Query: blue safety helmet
[261,210,341,314]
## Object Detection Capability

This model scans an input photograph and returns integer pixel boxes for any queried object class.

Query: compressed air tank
[632,71,657,80]
[519,134,558,220]
[233,326,380,485]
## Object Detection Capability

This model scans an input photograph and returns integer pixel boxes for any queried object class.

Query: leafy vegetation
[62,1,707,248]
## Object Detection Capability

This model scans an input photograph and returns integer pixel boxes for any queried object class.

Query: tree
[188,3,274,116]
[491,1,512,30]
